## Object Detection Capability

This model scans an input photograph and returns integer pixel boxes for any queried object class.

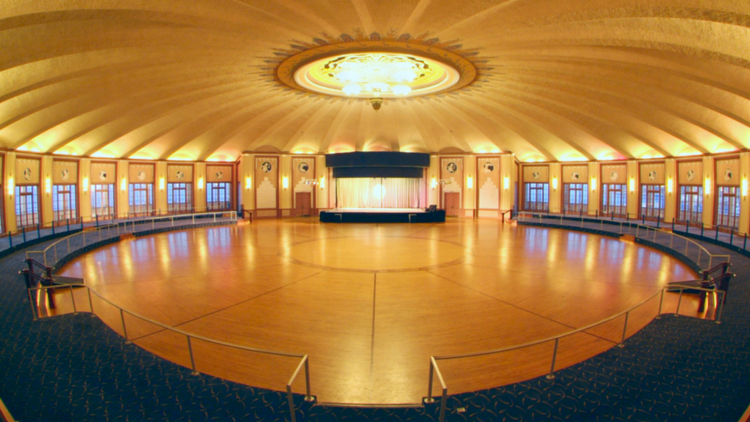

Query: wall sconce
[245,176,252,190]
[82,177,88,193]
[282,176,289,189]
[45,176,51,195]
[159,177,165,191]
[704,176,711,196]
[552,176,558,190]
[431,176,438,190]
[742,177,747,198]
[667,177,673,194]
[320,176,326,189]
[198,176,204,190]
[120,177,127,192]
[7,176,14,196]
[503,176,510,190]
[629,177,635,193]
[467,176,473,189]
[591,176,597,191]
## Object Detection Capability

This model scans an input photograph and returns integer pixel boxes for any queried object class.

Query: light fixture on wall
[503,176,510,190]
[467,176,473,189]
[743,176,748,199]
[120,177,127,192]
[159,177,165,191]
[591,176,597,191]
[552,176,558,190]
[629,177,635,193]
[82,177,88,193]
[431,177,438,190]
[704,176,711,196]
[245,176,252,190]
[7,176,13,196]
[282,176,289,189]
[198,176,204,190]
[320,176,326,189]
[667,177,673,195]
[45,176,51,195]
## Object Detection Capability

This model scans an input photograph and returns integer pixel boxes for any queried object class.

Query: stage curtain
[336,178,422,208]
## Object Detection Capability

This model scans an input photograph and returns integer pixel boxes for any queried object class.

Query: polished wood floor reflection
[56,219,701,404]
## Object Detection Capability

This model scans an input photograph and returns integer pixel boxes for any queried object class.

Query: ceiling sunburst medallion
[268,31,484,109]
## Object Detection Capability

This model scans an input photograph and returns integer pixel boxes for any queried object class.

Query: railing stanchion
[8,231,12,248]
[152,219,155,230]
[715,226,720,241]
[716,291,726,323]
[37,223,41,239]
[120,309,130,343]
[427,361,435,403]
[744,233,747,251]
[87,288,95,315]
[701,224,704,237]
[66,218,70,232]
[22,227,26,243]
[28,288,38,321]
[96,215,99,227]
[287,384,297,422]
[546,338,559,380]
[70,285,77,313]
[619,311,629,347]
[730,230,734,246]
[672,218,675,232]
[657,288,665,318]
[52,222,55,235]
[686,219,689,233]
[83,230,86,247]
[676,289,684,316]
[656,218,660,229]
[187,336,199,375]
[439,387,447,422]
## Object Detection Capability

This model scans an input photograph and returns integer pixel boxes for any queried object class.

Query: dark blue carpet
[0,219,748,421]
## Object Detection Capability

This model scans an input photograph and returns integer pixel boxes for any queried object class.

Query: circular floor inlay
[289,237,464,271]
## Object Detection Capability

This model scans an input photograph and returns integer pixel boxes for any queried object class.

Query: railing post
[120,309,130,343]
[716,291,726,323]
[37,222,41,239]
[656,218,660,229]
[52,222,55,235]
[152,218,155,230]
[87,288,95,315]
[715,227,720,241]
[701,224,704,237]
[304,357,313,402]
[22,227,26,243]
[426,361,435,403]
[672,218,675,232]
[656,288,665,318]
[619,311,629,347]
[69,285,77,313]
[186,336,199,375]
[641,214,645,225]
[8,231,12,248]
[546,338,559,380]
[67,218,70,232]
[676,289,684,315]
[96,214,99,227]
[730,230,734,245]
[685,219,689,233]
[287,384,297,422]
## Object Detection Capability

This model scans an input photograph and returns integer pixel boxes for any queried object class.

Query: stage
[320,207,446,223]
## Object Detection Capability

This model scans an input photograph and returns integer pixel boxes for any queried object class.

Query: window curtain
[336,178,422,208]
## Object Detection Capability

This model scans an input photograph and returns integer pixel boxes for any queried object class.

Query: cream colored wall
[664,159,676,222]
[155,161,167,213]
[280,155,292,211]
[79,159,91,221]
[548,163,561,212]
[4,152,16,233]
[588,162,599,215]
[41,155,53,225]
[194,163,206,211]
[703,156,715,227]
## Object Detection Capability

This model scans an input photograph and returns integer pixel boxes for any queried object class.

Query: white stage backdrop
[336,178,422,208]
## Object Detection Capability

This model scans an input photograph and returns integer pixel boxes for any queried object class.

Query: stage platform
[320,208,446,223]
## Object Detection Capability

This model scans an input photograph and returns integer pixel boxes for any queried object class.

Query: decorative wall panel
[91,162,116,184]
[255,156,278,210]
[522,165,549,183]
[477,157,500,210]
[601,164,627,184]
[678,161,702,186]
[716,158,739,186]
[129,164,155,184]
[639,162,666,184]
[206,165,232,183]
[16,158,40,185]
[562,165,587,183]
[53,161,78,184]
[167,164,193,182]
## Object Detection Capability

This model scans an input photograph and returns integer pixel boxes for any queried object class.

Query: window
[678,185,703,223]
[207,182,231,211]
[52,185,77,222]
[602,184,627,216]
[523,183,549,211]
[91,184,115,220]
[167,183,193,214]
[717,186,740,229]
[15,185,39,228]
[563,183,588,213]
[640,185,665,220]
[129,183,153,216]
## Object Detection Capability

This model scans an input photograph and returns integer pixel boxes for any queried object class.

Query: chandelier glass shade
[294,52,460,99]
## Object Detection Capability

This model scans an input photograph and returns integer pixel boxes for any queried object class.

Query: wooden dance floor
[55,219,699,405]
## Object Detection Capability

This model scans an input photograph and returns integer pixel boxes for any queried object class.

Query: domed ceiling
[1,1,749,163]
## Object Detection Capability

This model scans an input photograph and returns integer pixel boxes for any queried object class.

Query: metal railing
[25,211,238,267]
[0,396,15,422]
[426,284,726,422]
[28,283,314,422]
[516,211,731,271]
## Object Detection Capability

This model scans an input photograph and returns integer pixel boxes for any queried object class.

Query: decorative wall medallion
[61,169,70,181]
[483,162,494,173]
[23,167,31,181]
[298,162,309,173]
[137,171,145,181]
[99,170,108,181]
[610,171,618,181]
[648,170,657,181]
[686,169,695,181]
[532,171,540,180]
[176,170,185,180]
[261,162,272,173]
[215,171,224,180]
[572,172,580,181]
[725,168,733,181]
[446,163,457,173]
